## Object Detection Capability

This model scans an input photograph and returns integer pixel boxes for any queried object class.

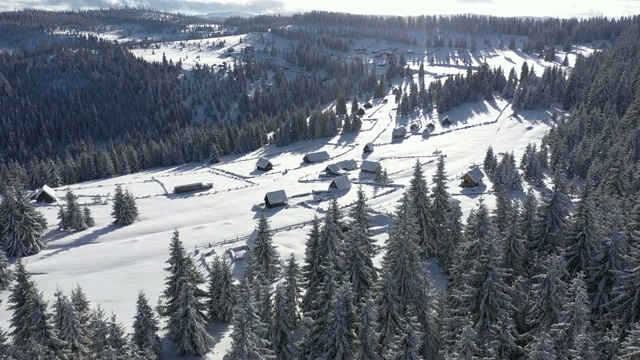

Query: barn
[325,164,343,176]
[460,167,485,187]
[363,143,374,153]
[264,190,288,208]
[441,116,452,126]
[337,159,358,171]
[174,182,214,194]
[256,158,273,171]
[392,127,407,139]
[329,175,351,191]
[32,185,58,203]
[360,160,381,174]
[303,151,330,164]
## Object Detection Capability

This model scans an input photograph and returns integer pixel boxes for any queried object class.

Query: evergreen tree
[1,186,47,257]
[226,280,274,359]
[271,284,296,360]
[619,321,640,358]
[283,254,301,329]
[568,331,597,360]
[345,187,377,307]
[454,323,481,359]
[106,313,129,358]
[408,160,436,258]
[550,272,589,358]
[251,211,281,283]
[501,206,528,280]
[0,248,12,291]
[111,184,139,226]
[565,186,602,278]
[173,280,214,357]
[322,282,358,359]
[441,199,464,274]
[431,156,451,265]
[87,306,109,358]
[53,290,89,357]
[390,320,421,360]
[526,331,557,360]
[57,205,68,231]
[375,269,403,356]
[64,190,87,231]
[132,291,162,358]
[483,146,498,176]
[357,293,381,360]
[207,256,236,323]
[83,206,95,228]
[520,188,538,254]
[301,216,322,314]
[528,255,568,332]
[336,95,347,115]
[162,229,206,342]
[530,168,570,257]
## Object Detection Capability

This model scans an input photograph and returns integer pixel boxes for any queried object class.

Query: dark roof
[392,127,406,137]
[337,159,358,171]
[265,190,288,205]
[325,164,343,175]
[256,158,272,168]
[304,151,330,163]
[363,142,374,152]
[463,167,485,183]
[330,175,351,190]
[363,102,373,109]
[360,160,381,173]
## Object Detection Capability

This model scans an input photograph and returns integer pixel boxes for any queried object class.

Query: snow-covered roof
[330,175,351,190]
[364,142,374,151]
[337,159,358,171]
[360,160,381,173]
[325,164,342,175]
[34,185,58,202]
[256,157,271,168]
[265,190,287,205]
[392,127,406,137]
[304,151,330,163]
[464,167,485,183]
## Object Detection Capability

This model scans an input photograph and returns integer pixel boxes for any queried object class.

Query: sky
[2,0,640,18]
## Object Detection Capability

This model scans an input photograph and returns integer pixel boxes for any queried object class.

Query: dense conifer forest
[3,8,640,359]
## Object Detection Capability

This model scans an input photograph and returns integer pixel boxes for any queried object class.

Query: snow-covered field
[0,27,587,358]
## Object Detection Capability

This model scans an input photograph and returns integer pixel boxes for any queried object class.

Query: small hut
[174,182,214,194]
[356,107,366,117]
[256,158,273,171]
[324,164,343,176]
[33,185,58,203]
[360,160,381,174]
[392,127,407,139]
[337,159,358,171]
[363,143,374,153]
[329,175,351,191]
[441,116,451,126]
[410,122,420,132]
[363,101,373,109]
[264,190,288,208]
[460,167,485,187]
[426,123,436,131]
[303,151,330,164]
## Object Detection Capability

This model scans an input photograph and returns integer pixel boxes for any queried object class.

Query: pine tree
[528,255,568,332]
[271,284,296,360]
[322,282,358,359]
[390,320,421,360]
[483,146,498,177]
[57,205,68,230]
[132,291,162,358]
[226,280,274,359]
[408,160,436,258]
[520,188,538,253]
[530,168,570,257]
[375,270,403,356]
[501,206,528,280]
[162,229,206,342]
[251,211,280,283]
[345,187,377,307]
[53,290,89,357]
[620,321,640,358]
[283,254,301,329]
[0,248,12,291]
[207,256,236,323]
[357,293,382,360]
[565,187,602,278]
[106,313,129,358]
[336,95,348,115]
[412,284,441,359]
[112,184,139,226]
[431,156,451,264]
[64,190,87,231]
[441,199,464,274]
[526,331,557,360]
[173,280,214,357]
[568,331,597,360]
[301,216,322,314]
[87,306,109,359]
[454,323,481,359]
[550,272,589,358]
[83,206,95,228]
[1,186,47,257]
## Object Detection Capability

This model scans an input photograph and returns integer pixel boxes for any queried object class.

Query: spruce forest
[1,7,640,360]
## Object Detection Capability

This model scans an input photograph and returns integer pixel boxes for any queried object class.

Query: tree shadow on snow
[39,223,121,259]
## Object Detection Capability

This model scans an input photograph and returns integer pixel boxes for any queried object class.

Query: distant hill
[199,11,255,22]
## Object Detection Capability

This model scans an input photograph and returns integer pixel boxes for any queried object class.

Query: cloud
[1,0,286,14]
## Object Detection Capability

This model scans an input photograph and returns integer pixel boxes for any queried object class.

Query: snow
[0,28,575,359]
[34,184,59,202]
